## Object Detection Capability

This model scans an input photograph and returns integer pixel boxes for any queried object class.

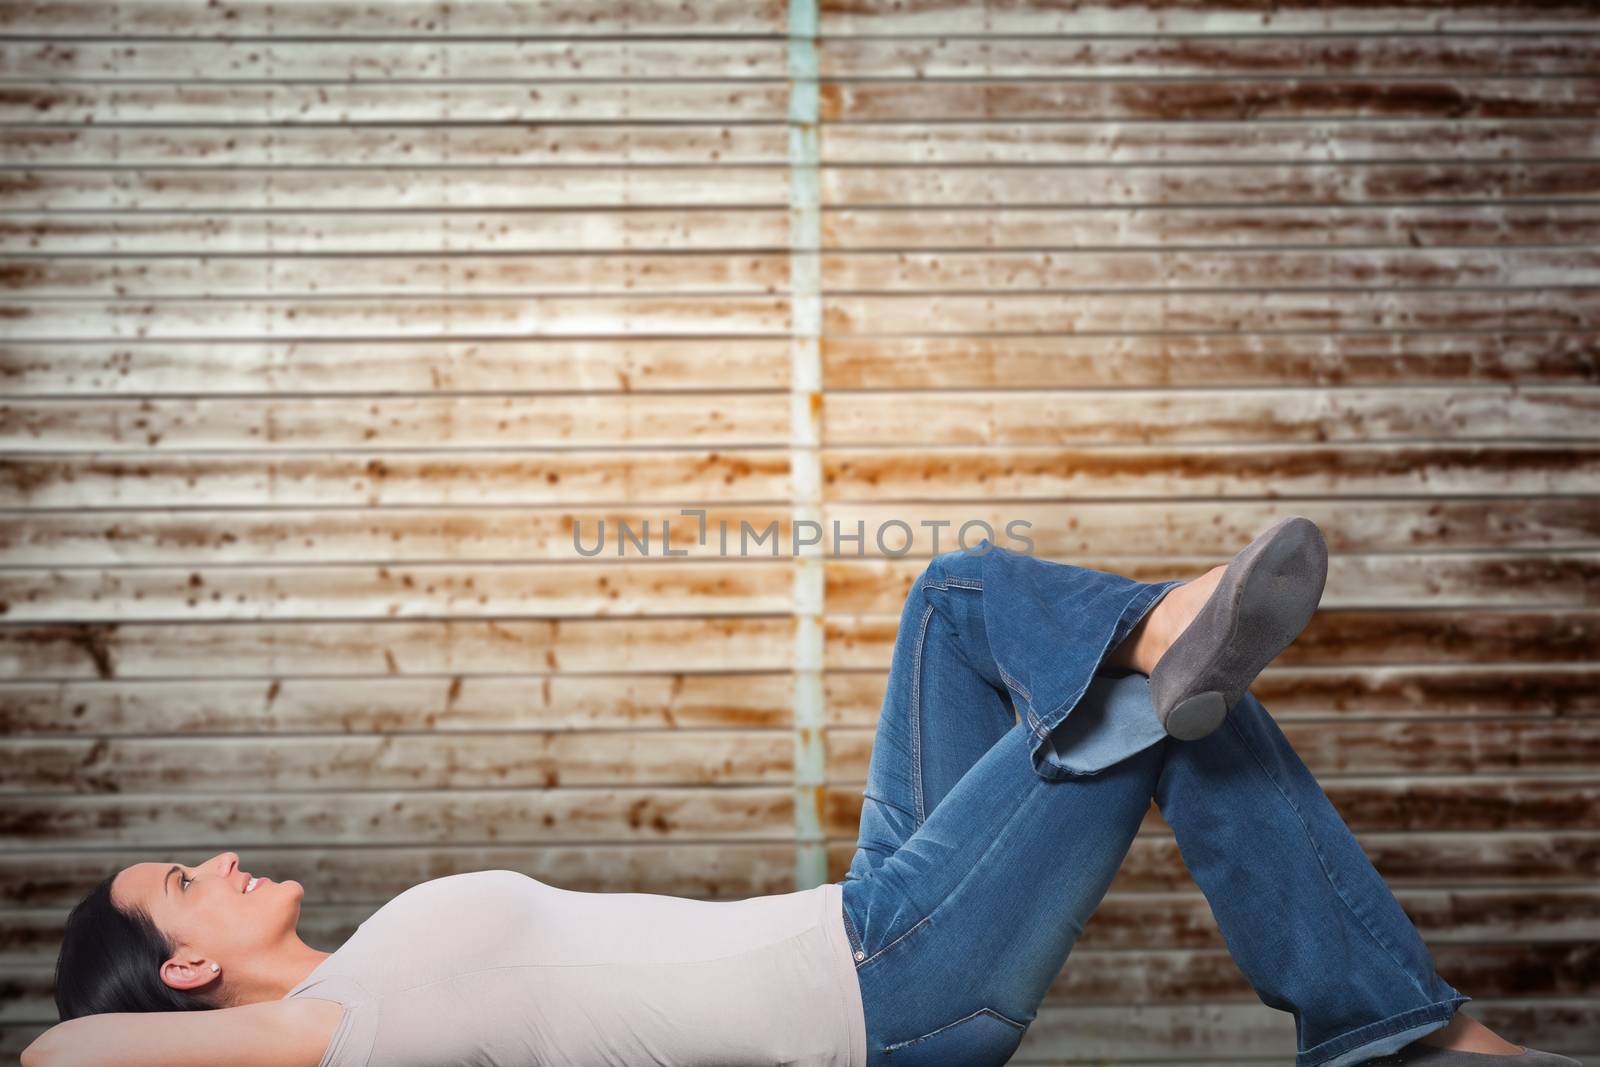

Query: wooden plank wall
[2,0,1598,1061]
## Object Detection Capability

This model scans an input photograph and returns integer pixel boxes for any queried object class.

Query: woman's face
[110,851,305,993]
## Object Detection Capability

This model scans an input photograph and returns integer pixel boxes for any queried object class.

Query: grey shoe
[1147,515,1329,740]
[1363,1041,1585,1065]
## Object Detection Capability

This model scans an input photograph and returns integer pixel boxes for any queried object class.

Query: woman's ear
[160,954,219,992]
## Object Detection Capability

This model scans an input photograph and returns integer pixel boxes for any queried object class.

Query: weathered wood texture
[2,0,1598,1061]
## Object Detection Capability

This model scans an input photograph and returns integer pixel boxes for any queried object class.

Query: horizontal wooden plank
[4,664,1594,737]
[3,499,1595,568]
[8,205,1600,257]
[3,445,1596,509]
[0,168,791,210]
[0,252,797,297]
[0,83,790,124]
[0,786,803,850]
[820,1,1600,34]
[6,718,1595,793]
[0,505,805,565]
[3,550,1597,622]
[822,333,1600,389]
[4,387,1594,453]
[818,79,1600,122]
[7,38,1597,82]
[0,450,792,507]
[7,163,1597,211]
[0,125,789,168]
[0,674,799,735]
[823,291,1600,334]
[5,444,1598,509]
[828,609,1600,670]
[0,210,792,257]
[1,332,1590,397]
[0,731,803,792]
[823,163,1600,207]
[0,560,801,621]
[823,549,1600,613]
[826,664,1600,726]
[5,120,1600,169]
[820,385,1600,444]
[822,249,1600,292]
[8,248,1600,298]
[0,295,793,338]
[0,0,786,36]
[9,291,1600,340]
[836,203,1600,249]
[0,39,790,81]
[818,443,1600,501]
[826,718,1600,777]
[0,394,792,450]
[0,338,791,394]
[822,119,1600,165]
[0,617,798,680]
[1,610,1595,682]
[6,80,1600,124]
[819,36,1600,79]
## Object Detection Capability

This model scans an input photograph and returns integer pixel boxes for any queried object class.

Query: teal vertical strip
[788,0,828,893]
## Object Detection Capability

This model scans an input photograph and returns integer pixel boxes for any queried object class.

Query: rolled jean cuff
[1301,994,1472,1067]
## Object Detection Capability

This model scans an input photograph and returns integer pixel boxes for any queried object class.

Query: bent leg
[1155,689,1469,1067]
[844,545,1181,888]
[839,547,1182,1063]
[842,552,1020,885]
[844,722,1165,1065]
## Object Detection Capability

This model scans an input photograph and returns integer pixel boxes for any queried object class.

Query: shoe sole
[1150,516,1329,740]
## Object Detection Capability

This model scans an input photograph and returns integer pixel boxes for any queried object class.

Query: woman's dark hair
[54,871,219,1020]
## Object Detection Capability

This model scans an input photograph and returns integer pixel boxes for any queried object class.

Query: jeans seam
[840,900,867,965]
[925,575,983,592]
[909,599,938,827]
[924,573,1045,741]
[1222,710,1436,1005]
[857,911,933,969]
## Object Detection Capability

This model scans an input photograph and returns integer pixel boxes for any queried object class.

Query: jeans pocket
[881,1006,1028,1067]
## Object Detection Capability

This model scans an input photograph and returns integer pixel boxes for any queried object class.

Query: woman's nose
[213,851,238,874]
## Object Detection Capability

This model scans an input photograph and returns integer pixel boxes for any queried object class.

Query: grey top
[283,870,868,1066]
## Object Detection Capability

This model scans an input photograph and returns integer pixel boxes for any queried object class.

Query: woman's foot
[1119,516,1329,739]
[1110,564,1226,676]
[1411,1011,1529,1056]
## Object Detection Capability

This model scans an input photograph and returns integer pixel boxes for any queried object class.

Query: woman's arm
[21,997,343,1067]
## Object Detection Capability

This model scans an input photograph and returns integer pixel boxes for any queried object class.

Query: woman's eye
[180,873,192,891]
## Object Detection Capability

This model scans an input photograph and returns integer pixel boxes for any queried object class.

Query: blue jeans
[836,543,1468,1067]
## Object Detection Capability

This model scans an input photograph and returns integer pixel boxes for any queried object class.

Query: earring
[210,963,220,973]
